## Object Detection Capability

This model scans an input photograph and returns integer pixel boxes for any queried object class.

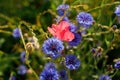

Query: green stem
[18,23,39,80]
[87,1,120,12]
[0,13,15,23]
[111,69,119,78]
[0,30,12,34]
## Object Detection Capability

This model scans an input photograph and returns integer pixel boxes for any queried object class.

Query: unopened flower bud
[26,42,34,53]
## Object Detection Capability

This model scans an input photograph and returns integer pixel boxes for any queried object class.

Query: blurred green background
[0,0,120,80]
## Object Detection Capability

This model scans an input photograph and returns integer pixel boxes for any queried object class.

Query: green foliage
[0,0,120,80]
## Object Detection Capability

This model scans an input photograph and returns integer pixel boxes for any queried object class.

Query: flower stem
[111,69,119,78]
[87,1,120,12]
[18,23,39,80]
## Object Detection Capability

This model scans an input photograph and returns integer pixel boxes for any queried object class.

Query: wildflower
[114,5,120,17]
[69,23,77,33]
[112,25,117,30]
[48,21,74,41]
[17,65,27,75]
[114,61,120,69]
[44,62,56,70]
[59,70,68,80]
[57,4,69,16]
[40,69,59,80]
[10,76,16,80]
[65,54,80,70]
[99,75,111,80]
[76,12,94,28]
[91,48,96,53]
[20,51,26,63]
[13,28,21,38]
[42,37,64,59]
[40,62,59,80]
[68,33,82,46]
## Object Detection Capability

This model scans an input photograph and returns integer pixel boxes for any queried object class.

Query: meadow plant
[0,0,120,80]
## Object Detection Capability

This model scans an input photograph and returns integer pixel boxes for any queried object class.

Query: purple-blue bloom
[44,62,56,70]
[20,51,26,63]
[57,4,69,16]
[99,75,111,80]
[10,76,16,80]
[112,25,117,30]
[114,61,120,69]
[69,23,77,33]
[65,54,80,70]
[91,48,96,53]
[42,37,64,59]
[40,69,59,80]
[59,70,68,80]
[17,65,27,75]
[13,28,21,38]
[40,62,59,80]
[76,12,94,28]
[68,33,82,46]
[114,5,120,17]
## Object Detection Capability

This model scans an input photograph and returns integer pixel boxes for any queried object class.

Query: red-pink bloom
[48,21,74,41]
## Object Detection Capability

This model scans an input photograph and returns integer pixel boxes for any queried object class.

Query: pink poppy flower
[48,21,74,41]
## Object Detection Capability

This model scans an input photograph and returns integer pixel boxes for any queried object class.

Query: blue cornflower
[114,61,120,69]
[65,54,80,70]
[40,69,59,80]
[17,65,27,75]
[69,23,77,33]
[40,62,59,80]
[20,51,26,63]
[42,37,64,59]
[114,5,120,17]
[57,4,69,16]
[59,70,68,80]
[10,76,16,80]
[68,33,82,46]
[99,75,111,80]
[76,12,94,28]
[13,28,21,38]
[44,62,56,70]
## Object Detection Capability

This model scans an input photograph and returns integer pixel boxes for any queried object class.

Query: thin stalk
[87,1,120,12]
[18,23,39,80]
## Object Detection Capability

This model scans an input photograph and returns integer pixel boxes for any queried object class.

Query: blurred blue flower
[10,76,16,80]
[40,69,59,80]
[42,37,64,59]
[44,62,56,70]
[68,33,82,46]
[99,75,111,80]
[91,48,96,53]
[69,23,77,33]
[17,65,27,75]
[13,28,21,38]
[65,54,80,70]
[112,25,117,30]
[114,61,120,69]
[114,5,120,17]
[76,12,94,28]
[59,70,68,80]
[57,4,69,16]
[20,51,26,63]
[40,62,59,80]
